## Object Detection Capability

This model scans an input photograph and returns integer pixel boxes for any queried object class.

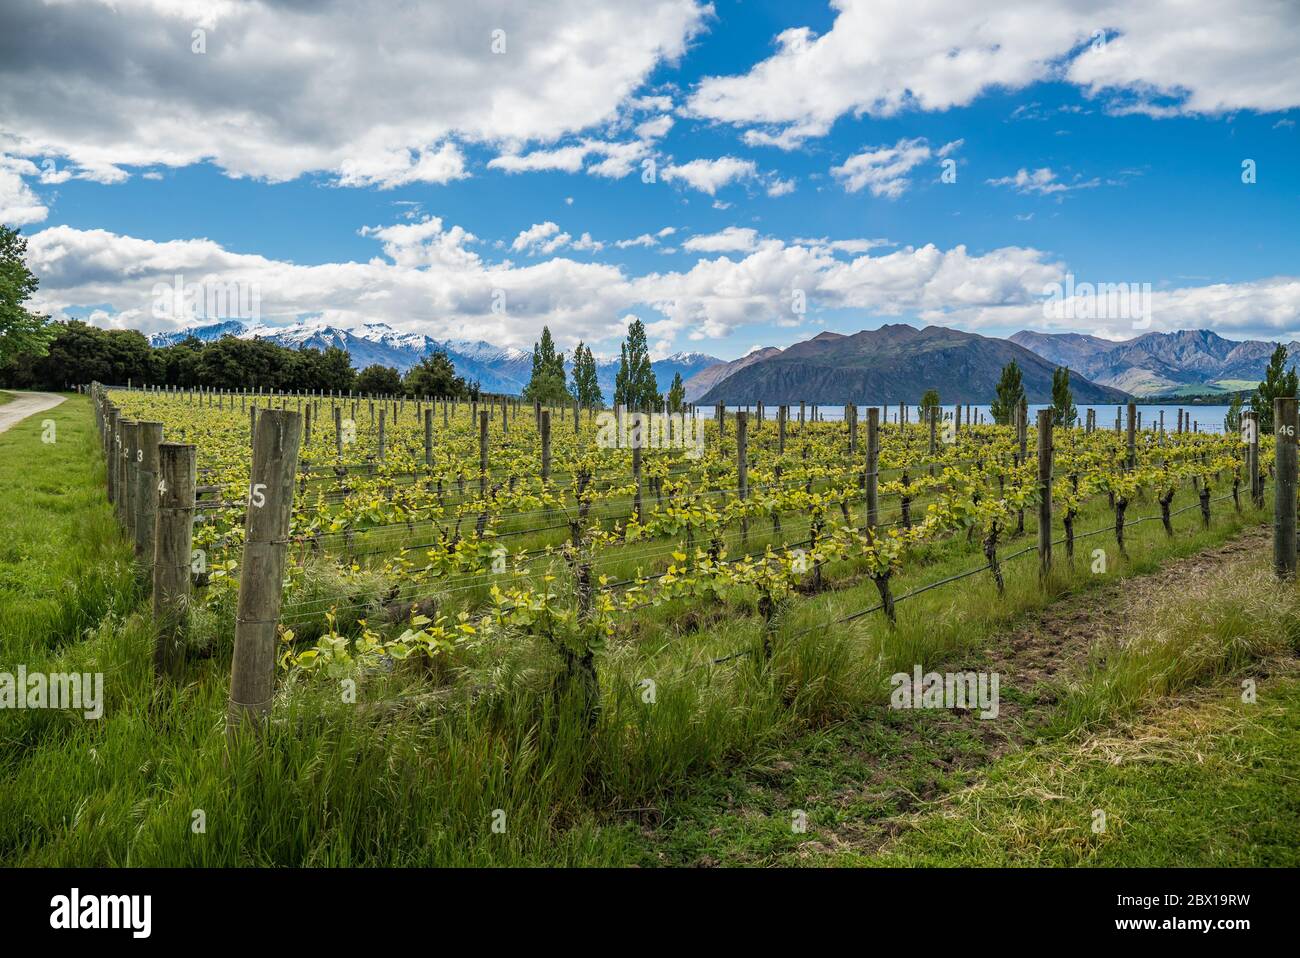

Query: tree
[1225,393,1244,435]
[0,227,55,365]
[403,349,469,398]
[1050,366,1077,427]
[613,318,659,410]
[523,325,571,404]
[355,363,403,395]
[917,388,940,422]
[1250,344,1297,434]
[570,342,603,408]
[666,371,686,413]
[990,360,1026,426]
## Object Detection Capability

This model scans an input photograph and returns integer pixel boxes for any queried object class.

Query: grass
[0,390,13,406]
[866,673,1300,867]
[1,395,1293,866]
[0,393,140,652]
[635,549,1300,866]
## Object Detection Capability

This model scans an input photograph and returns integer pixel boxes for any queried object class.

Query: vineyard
[96,386,1274,730]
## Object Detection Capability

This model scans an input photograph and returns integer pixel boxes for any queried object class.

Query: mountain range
[147,319,1289,405]
[148,320,720,400]
[695,325,1129,405]
[1009,329,1293,397]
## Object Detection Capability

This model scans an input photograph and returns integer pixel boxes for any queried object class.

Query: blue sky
[1,0,1297,360]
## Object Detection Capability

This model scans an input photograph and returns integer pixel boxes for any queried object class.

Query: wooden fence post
[227,409,301,734]
[378,406,386,461]
[334,406,343,458]
[119,420,137,532]
[134,421,163,568]
[1246,410,1262,508]
[123,420,141,538]
[540,409,552,483]
[424,407,433,467]
[1126,401,1137,470]
[154,442,196,680]
[866,407,880,532]
[928,407,937,477]
[1037,409,1053,579]
[1274,398,1297,580]
[737,410,748,543]
[479,410,489,496]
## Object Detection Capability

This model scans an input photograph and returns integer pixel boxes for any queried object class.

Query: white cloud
[0,0,709,186]
[661,156,757,195]
[511,221,571,255]
[831,137,932,198]
[488,145,592,175]
[0,155,48,225]
[986,167,1099,195]
[766,176,796,197]
[687,0,1300,146]
[571,232,604,252]
[682,227,760,253]
[616,233,660,249]
[489,138,651,179]
[635,115,675,140]
[26,221,1300,351]
[336,143,469,189]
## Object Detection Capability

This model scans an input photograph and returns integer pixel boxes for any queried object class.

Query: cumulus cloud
[511,222,571,255]
[831,138,934,198]
[25,222,1300,348]
[687,0,1300,147]
[0,155,47,225]
[682,227,760,253]
[661,156,757,195]
[0,0,709,186]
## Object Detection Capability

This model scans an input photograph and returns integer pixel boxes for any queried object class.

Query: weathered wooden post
[304,403,312,445]
[153,442,196,680]
[540,409,552,483]
[778,405,787,454]
[227,409,302,733]
[737,410,749,543]
[123,420,141,538]
[1037,409,1053,579]
[866,407,880,532]
[479,410,489,496]
[1246,410,1262,508]
[378,406,386,461]
[1126,401,1137,470]
[630,412,643,525]
[423,407,433,467]
[1275,398,1298,580]
[928,406,937,477]
[134,421,163,567]
[847,403,857,454]
[334,406,343,458]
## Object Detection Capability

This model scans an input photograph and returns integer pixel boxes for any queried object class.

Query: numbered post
[227,409,302,733]
[153,442,196,681]
[134,421,163,568]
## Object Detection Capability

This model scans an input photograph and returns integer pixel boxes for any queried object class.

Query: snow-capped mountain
[148,320,721,399]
